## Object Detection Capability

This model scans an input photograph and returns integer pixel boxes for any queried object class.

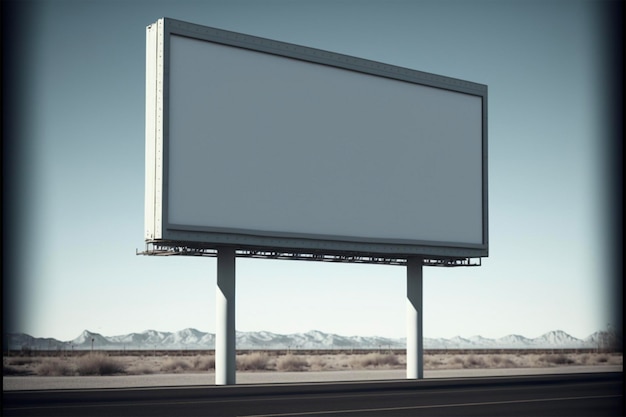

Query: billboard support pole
[216,247,236,385]
[406,256,424,379]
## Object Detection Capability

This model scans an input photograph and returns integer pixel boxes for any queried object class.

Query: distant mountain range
[3,329,614,351]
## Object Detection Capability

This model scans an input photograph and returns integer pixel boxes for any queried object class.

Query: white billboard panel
[145,18,488,259]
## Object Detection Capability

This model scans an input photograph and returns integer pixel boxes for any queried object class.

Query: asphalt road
[3,372,623,417]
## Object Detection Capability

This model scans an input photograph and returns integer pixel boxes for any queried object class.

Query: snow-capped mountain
[3,329,612,351]
[534,330,589,348]
[71,330,110,347]
[496,334,534,348]
[421,331,594,350]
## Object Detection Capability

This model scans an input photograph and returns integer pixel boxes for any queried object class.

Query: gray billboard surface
[145,18,488,259]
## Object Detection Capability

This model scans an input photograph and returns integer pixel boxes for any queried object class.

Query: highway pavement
[3,372,623,416]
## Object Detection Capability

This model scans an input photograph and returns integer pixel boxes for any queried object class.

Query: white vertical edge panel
[154,19,165,239]
[144,19,164,240]
[144,22,157,239]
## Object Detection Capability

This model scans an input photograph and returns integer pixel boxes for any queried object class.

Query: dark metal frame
[138,240,482,267]
[144,18,488,263]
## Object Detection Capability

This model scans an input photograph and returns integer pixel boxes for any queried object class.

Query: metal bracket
[137,241,482,267]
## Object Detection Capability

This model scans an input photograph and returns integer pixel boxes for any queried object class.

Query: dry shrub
[4,365,33,376]
[160,357,191,373]
[579,353,622,366]
[607,353,623,365]
[450,356,465,368]
[192,355,215,371]
[237,352,271,371]
[308,356,328,371]
[539,354,575,366]
[3,357,40,376]
[76,353,126,375]
[317,354,353,370]
[129,365,155,375]
[487,354,518,368]
[36,358,74,376]
[6,357,41,366]
[352,353,400,369]
[424,355,444,369]
[276,355,308,371]
[464,354,487,368]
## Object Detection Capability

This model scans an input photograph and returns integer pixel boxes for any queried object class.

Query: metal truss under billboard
[145,18,488,261]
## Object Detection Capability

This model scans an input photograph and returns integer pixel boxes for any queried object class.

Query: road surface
[3,372,622,416]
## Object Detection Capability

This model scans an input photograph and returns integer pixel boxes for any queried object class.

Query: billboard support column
[406,256,424,379]
[216,247,236,385]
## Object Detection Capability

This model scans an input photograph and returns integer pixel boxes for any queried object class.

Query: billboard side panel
[144,22,158,240]
[145,20,166,240]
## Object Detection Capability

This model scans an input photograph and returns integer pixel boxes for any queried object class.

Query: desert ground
[3,350,622,377]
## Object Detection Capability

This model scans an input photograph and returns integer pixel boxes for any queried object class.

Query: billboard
[145,18,488,259]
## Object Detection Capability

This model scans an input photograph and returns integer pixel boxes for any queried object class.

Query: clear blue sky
[3,0,622,342]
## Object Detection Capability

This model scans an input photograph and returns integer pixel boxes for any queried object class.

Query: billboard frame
[145,17,489,261]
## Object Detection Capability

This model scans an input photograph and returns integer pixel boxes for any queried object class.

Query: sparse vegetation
[36,358,74,376]
[276,355,309,371]
[487,354,517,368]
[128,365,155,375]
[237,352,271,371]
[539,353,575,366]
[465,354,487,368]
[3,351,622,377]
[192,355,215,371]
[160,357,191,373]
[308,356,329,371]
[6,357,42,366]
[597,355,609,363]
[75,353,126,375]
[3,365,33,376]
[424,356,444,368]
[351,353,400,369]
[451,356,465,368]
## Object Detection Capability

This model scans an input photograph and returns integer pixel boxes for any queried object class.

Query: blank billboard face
[145,18,488,259]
